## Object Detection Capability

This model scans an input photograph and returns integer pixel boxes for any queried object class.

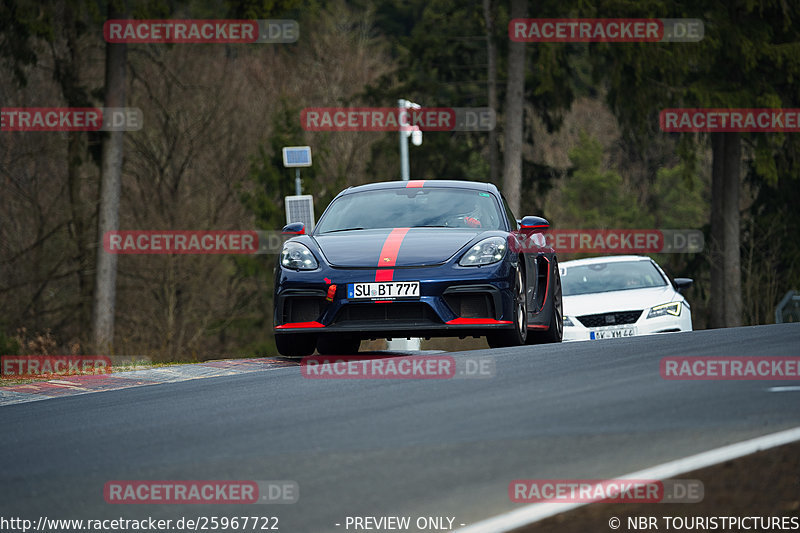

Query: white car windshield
[562,260,667,296]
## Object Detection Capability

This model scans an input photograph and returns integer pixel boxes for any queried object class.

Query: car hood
[312,228,481,267]
[563,286,680,316]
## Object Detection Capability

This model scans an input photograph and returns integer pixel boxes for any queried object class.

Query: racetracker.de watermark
[301,107,496,131]
[103,230,326,254]
[509,18,703,42]
[515,229,703,254]
[104,480,298,504]
[300,355,495,379]
[1,355,112,378]
[660,108,800,132]
[104,230,259,254]
[509,479,704,503]
[660,356,800,380]
[1,108,142,131]
[103,19,298,43]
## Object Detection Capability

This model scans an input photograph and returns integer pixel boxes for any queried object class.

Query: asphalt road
[2,323,799,532]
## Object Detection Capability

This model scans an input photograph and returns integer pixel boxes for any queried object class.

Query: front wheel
[487,266,527,348]
[275,333,317,357]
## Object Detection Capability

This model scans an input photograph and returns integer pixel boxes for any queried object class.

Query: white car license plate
[590,326,637,340]
[347,281,420,300]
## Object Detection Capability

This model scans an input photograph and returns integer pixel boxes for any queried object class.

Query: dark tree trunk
[709,132,742,328]
[92,3,127,352]
[502,0,526,214]
[722,133,742,327]
[54,3,94,340]
[67,128,94,335]
[483,0,499,185]
[710,133,725,328]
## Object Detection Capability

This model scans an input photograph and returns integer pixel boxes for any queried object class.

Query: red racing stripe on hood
[375,227,410,281]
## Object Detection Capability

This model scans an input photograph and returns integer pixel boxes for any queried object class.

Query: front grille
[576,310,643,327]
[444,293,493,319]
[333,302,438,325]
[283,297,326,323]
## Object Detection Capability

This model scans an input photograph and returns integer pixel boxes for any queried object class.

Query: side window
[501,195,519,231]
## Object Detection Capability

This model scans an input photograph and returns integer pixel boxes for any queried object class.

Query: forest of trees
[1,0,798,360]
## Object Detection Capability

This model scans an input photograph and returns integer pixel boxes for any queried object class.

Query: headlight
[459,237,507,266]
[563,316,575,327]
[280,241,318,270]
[647,302,681,318]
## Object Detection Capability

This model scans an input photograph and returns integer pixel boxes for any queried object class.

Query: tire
[487,266,528,348]
[275,333,317,357]
[316,335,361,355]
[527,262,563,344]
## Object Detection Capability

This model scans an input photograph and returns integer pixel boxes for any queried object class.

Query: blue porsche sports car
[273,180,563,356]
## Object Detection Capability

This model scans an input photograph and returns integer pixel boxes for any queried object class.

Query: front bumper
[562,307,692,342]
[274,261,518,340]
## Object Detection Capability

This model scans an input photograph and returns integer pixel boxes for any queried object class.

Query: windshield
[562,260,667,296]
[315,187,506,233]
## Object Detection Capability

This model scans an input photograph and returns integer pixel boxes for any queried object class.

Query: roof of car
[561,255,652,267]
[339,180,497,196]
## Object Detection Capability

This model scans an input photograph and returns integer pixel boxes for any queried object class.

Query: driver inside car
[463,215,481,228]
[451,198,484,228]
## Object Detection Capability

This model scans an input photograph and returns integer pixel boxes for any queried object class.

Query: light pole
[398,99,422,181]
[281,146,315,231]
[282,146,312,191]
[391,99,422,353]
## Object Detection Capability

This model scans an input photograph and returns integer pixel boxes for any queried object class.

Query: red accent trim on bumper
[275,321,325,329]
[527,324,550,330]
[446,318,513,325]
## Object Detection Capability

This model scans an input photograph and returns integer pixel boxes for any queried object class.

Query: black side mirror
[282,222,305,235]
[519,216,549,232]
[674,277,693,293]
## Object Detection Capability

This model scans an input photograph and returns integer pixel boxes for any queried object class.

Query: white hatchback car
[561,255,692,341]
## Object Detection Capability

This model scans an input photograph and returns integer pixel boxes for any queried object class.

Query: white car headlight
[563,316,575,327]
[647,302,681,318]
[459,237,507,266]
[280,241,318,270]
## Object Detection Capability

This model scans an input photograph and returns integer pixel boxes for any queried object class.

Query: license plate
[590,326,637,340]
[347,281,420,300]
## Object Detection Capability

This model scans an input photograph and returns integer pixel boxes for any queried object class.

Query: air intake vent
[444,293,493,319]
[334,303,437,325]
[284,297,325,323]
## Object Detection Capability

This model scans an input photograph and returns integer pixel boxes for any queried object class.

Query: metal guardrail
[775,290,800,323]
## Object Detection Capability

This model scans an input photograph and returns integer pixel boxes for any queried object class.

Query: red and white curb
[0,357,296,406]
